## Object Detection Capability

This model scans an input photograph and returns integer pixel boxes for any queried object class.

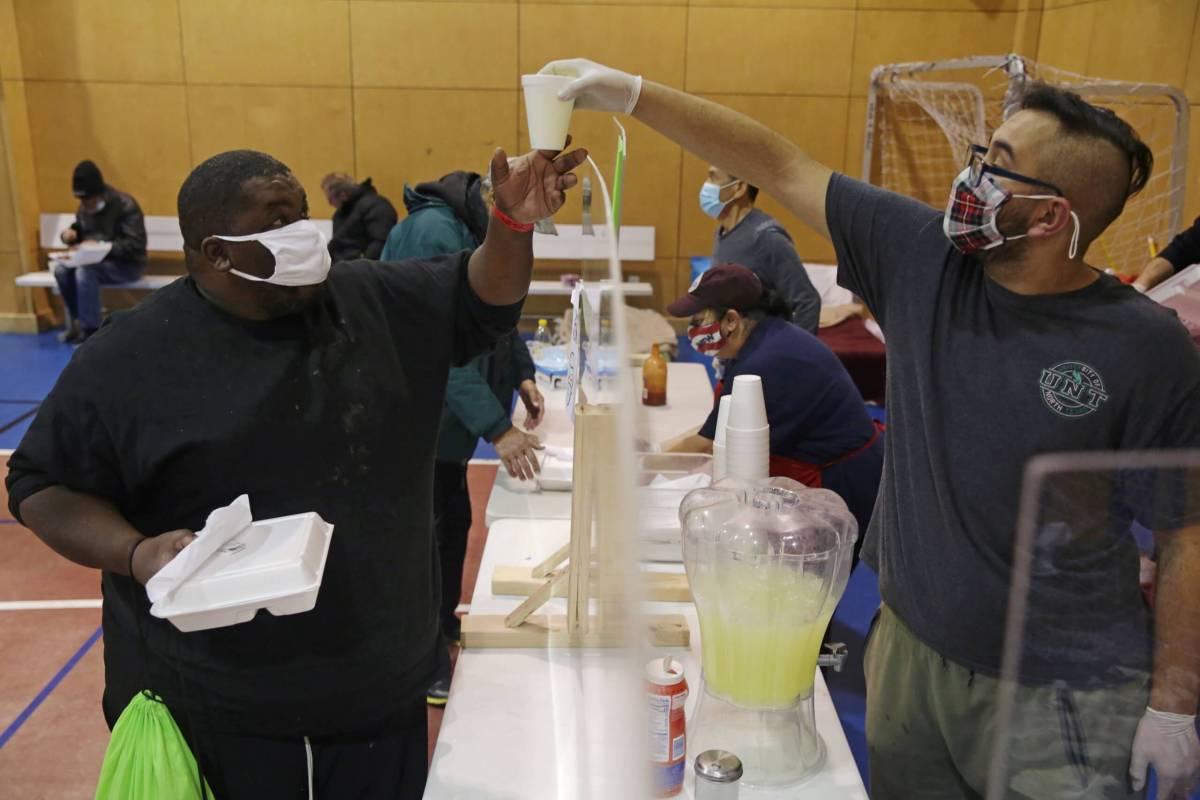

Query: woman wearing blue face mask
[665,262,884,544]
[700,165,822,334]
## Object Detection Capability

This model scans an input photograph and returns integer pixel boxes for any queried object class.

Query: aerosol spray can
[646,656,688,797]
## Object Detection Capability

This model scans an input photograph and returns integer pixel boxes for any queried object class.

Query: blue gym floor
[0,329,880,786]
[0,332,76,449]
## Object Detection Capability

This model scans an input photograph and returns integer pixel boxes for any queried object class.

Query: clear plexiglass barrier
[434,130,650,799]
[985,450,1200,799]
[433,125,869,800]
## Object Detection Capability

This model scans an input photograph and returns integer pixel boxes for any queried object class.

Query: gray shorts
[865,605,1149,799]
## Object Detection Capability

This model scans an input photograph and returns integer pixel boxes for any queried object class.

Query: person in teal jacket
[381,169,545,706]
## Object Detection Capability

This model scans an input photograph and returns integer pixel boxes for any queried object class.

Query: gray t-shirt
[827,173,1200,686]
[713,208,821,333]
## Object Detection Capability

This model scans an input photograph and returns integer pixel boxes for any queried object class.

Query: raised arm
[467,145,587,306]
[543,59,833,238]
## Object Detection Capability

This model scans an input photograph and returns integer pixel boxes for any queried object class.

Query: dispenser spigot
[817,643,848,673]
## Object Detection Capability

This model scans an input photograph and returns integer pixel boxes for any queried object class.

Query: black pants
[432,460,468,633]
[433,461,472,638]
[183,698,429,800]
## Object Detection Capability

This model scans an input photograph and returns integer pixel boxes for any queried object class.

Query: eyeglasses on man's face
[963,144,1063,196]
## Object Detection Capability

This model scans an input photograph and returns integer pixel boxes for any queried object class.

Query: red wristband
[492,206,535,234]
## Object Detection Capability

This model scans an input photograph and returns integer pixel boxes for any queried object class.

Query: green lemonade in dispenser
[680,478,857,788]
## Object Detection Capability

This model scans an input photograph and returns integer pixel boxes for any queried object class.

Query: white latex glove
[1129,707,1200,799]
[539,58,642,115]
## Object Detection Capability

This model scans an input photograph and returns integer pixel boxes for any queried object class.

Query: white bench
[23,214,656,298]
[36,214,656,263]
[38,213,332,254]
[15,271,179,292]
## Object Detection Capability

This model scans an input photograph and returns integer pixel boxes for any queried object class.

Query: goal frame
[862,53,1191,240]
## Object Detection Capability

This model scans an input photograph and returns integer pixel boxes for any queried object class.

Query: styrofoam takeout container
[150,512,334,633]
[537,453,575,491]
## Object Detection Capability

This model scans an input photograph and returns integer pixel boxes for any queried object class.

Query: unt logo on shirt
[1039,361,1109,418]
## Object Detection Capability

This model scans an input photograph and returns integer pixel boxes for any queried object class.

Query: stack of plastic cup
[712,395,731,482]
[521,75,575,151]
[725,375,769,481]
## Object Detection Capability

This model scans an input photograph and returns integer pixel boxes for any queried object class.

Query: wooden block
[643,572,693,603]
[492,565,692,603]
[530,543,569,580]
[461,613,690,649]
[504,572,565,629]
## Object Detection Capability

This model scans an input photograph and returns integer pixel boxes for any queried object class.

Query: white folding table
[424,519,868,799]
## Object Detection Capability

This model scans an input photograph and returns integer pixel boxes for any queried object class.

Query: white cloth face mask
[214,219,332,287]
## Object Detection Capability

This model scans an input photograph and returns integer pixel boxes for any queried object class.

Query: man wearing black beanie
[55,160,147,343]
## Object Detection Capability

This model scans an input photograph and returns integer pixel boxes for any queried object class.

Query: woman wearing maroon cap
[666,263,884,544]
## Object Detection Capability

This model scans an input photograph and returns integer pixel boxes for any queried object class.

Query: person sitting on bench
[55,160,148,343]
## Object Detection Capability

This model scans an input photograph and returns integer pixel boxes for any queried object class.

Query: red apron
[768,420,885,489]
[712,381,884,488]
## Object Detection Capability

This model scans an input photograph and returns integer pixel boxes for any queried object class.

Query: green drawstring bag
[95,690,214,800]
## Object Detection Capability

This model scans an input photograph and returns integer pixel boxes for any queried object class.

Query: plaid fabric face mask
[943,166,1080,259]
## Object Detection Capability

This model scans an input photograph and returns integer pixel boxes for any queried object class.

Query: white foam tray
[150,512,334,633]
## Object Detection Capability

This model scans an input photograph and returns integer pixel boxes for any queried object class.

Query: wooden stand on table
[491,565,692,604]
[461,403,690,649]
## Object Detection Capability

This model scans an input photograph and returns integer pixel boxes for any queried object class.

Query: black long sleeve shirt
[1160,215,1200,273]
[7,254,522,736]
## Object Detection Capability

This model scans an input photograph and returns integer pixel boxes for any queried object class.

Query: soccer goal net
[863,54,1190,278]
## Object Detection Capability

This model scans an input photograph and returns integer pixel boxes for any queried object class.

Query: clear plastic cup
[522,74,575,151]
[729,375,768,429]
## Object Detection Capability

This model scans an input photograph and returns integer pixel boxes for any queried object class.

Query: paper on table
[640,505,683,539]
[49,241,112,268]
[145,494,252,605]
[647,473,711,490]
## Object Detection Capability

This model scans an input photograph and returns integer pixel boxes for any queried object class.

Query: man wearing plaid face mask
[942,143,1081,261]
[550,57,1200,800]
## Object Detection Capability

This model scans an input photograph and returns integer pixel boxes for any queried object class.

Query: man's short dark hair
[1019,83,1153,231]
[727,174,760,204]
[177,150,292,251]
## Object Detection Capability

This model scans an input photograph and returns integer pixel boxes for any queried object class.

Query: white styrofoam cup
[729,375,768,429]
[522,75,575,151]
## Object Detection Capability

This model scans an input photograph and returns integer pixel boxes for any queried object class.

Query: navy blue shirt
[699,316,875,462]
[827,172,1200,686]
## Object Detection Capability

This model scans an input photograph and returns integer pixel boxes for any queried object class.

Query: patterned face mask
[943,165,1080,259]
[688,321,725,355]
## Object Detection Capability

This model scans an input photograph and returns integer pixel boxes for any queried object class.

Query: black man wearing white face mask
[7,143,586,799]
